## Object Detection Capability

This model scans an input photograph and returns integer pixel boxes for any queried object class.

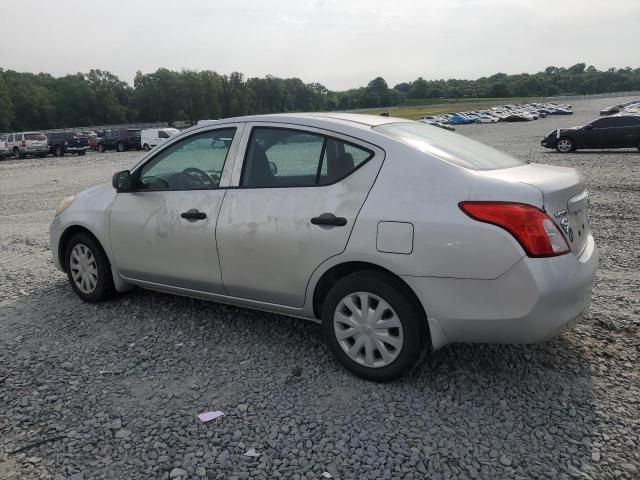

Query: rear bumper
[404,234,598,349]
[67,146,89,153]
[22,148,49,155]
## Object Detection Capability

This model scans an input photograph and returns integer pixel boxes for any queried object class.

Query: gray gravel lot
[1,97,639,479]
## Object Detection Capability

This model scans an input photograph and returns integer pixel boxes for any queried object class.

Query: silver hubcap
[70,243,98,294]
[333,292,404,368]
[557,139,572,152]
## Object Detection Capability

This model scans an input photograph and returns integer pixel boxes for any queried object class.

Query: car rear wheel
[14,147,23,159]
[556,137,575,153]
[143,143,150,151]
[97,144,105,153]
[65,233,115,303]
[321,271,427,382]
[117,142,125,152]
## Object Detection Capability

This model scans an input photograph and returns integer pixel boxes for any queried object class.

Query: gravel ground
[1,97,638,480]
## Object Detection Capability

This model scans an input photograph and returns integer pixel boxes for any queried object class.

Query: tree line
[0,63,639,131]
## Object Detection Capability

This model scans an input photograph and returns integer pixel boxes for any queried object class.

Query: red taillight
[459,201,570,257]
[21,140,26,147]
[64,140,68,145]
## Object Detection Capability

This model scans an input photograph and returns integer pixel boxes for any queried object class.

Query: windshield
[373,122,525,171]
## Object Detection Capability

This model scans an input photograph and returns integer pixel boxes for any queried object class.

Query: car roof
[197,112,409,130]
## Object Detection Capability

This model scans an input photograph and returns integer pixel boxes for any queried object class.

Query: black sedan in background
[541,116,640,153]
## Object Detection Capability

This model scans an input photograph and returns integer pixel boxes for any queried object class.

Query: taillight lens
[21,140,26,147]
[459,202,570,257]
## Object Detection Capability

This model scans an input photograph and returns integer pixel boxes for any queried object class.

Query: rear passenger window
[318,139,372,185]
[241,127,373,188]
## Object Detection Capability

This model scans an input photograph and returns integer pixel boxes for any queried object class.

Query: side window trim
[314,137,329,185]
[233,123,375,189]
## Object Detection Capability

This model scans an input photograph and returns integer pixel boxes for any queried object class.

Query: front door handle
[311,213,347,227]
[181,209,207,221]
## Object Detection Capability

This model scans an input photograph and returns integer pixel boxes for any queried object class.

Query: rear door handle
[181,209,207,221]
[311,213,347,227]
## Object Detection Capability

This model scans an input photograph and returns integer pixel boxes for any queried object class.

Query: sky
[1,0,638,90]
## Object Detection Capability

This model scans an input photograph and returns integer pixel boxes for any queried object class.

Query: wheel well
[58,226,104,273]
[312,261,427,323]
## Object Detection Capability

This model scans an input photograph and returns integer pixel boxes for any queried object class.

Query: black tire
[77,150,86,156]
[54,145,63,157]
[14,147,24,159]
[143,144,150,151]
[97,143,105,153]
[64,232,116,303]
[637,139,640,152]
[321,270,427,382]
[555,136,575,153]
[37,153,46,158]
[117,142,125,152]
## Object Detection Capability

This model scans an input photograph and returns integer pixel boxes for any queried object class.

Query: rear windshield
[374,122,524,171]
[25,133,47,141]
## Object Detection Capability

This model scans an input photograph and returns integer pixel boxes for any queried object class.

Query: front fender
[50,183,117,269]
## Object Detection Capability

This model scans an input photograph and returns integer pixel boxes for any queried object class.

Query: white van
[141,128,180,151]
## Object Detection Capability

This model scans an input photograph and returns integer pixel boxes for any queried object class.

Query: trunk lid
[477,164,590,255]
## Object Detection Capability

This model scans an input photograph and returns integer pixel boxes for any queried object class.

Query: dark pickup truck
[96,129,142,152]
[46,132,89,157]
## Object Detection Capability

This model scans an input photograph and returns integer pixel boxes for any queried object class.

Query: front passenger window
[138,128,236,191]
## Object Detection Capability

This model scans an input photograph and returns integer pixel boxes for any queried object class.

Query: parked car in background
[47,132,89,157]
[6,132,49,158]
[141,128,180,151]
[50,113,597,381]
[600,100,640,116]
[0,134,9,160]
[541,115,640,152]
[96,129,142,152]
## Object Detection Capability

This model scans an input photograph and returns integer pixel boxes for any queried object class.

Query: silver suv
[6,132,49,158]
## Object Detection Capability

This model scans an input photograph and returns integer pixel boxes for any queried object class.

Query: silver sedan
[50,113,597,381]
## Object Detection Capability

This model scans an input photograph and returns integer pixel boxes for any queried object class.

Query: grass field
[348,96,545,120]
[349,105,497,120]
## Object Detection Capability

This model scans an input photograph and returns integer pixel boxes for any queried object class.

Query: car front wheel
[117,142,125,152]
[556,137,575,153]
[65,233,115,302]
[322,271,427,382]
[97,144,105,153]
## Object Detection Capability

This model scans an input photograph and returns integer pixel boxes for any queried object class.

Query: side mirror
[112,170,133,192]
[583,124,593,130]
[268,161,278,176]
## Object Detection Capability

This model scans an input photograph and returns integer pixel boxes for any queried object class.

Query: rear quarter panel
[342,145,542,280]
